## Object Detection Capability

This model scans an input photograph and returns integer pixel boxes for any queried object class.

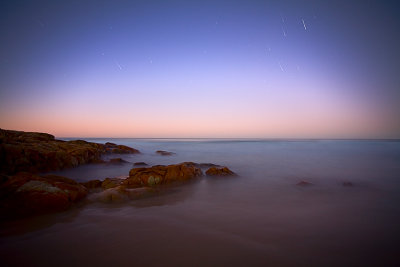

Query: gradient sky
[0,0,399,138]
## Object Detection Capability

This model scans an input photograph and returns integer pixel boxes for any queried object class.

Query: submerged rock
[156,150,175,156]
[0,172,88,217]
[124,162,202,188]
[296,180,313,186]
[90,186,158,203]
[343,181,354,187]
[205,167,236,176]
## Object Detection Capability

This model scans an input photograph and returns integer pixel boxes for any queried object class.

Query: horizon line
[58,136,400,141]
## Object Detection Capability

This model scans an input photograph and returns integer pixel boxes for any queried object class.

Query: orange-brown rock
[124,162,202,188]
[0,172,88,217]
[105,142,140,154]
[80,179,102,189]
[0,128,140,175]
[205,166,235,176]
[101,177,125,189]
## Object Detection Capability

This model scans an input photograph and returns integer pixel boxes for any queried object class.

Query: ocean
[1,139,400,266]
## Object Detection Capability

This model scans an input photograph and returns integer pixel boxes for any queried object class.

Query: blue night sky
[0,0,399,138]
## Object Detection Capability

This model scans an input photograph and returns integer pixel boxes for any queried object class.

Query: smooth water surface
[1,139,400,266]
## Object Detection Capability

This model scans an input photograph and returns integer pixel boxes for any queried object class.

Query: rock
[134,162,148,166]
[105,142,117,147]
[0,172,88,217]
[80,179,102,189]
[205,167,235,176]
[0,128,140,175]
[101,177,125,190]
[91,186,158,203]
[105,143,140,154]
[296,180,313,186]
[108,158,129,164]
[156,150,175,156]
[343,181,354,186]
[124,162,202,188]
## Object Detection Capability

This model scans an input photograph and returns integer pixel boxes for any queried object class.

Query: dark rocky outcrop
[0,128,237,216]
[205,166,236,176]
[0,172,88,218]
[0,128,140,175]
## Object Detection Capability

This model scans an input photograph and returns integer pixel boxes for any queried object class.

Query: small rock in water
[296,180,313,186]
[156,150,175,156]
[343,181,354,187]
[134,162,148,166]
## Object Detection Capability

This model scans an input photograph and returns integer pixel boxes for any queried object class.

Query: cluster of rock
[0,172,88,217]
[0,129,236,218]
[0,129,140,175]
[82,162,235,203]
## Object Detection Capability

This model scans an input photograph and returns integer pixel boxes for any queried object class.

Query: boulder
[0,172,88,217]
[124,162,202,188]
[205,167,236,176]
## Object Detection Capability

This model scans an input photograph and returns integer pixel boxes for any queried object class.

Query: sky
[0,0,399,138]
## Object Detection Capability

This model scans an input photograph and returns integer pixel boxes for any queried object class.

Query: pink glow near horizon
[1,1,399,138]
[0,74,396,138]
